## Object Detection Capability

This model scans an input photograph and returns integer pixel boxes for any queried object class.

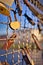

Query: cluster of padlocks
[0,0,43,65]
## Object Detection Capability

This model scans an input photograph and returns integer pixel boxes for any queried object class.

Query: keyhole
[0,8,3,11]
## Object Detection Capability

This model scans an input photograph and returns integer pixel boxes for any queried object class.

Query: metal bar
[23,0,43,20]
[0,38,7,40]
[0,22,9,25]
[0,36,17,40]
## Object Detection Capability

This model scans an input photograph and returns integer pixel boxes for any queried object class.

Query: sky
[0,0,42,35]
[39,0,43,5]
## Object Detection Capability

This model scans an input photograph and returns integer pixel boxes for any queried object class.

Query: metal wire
[5,17,9,62]
[14,60,22,65]
[0,49,21,57]
[12,49,15,65]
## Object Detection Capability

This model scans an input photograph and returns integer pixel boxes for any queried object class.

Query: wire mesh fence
[0,15,43,65]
